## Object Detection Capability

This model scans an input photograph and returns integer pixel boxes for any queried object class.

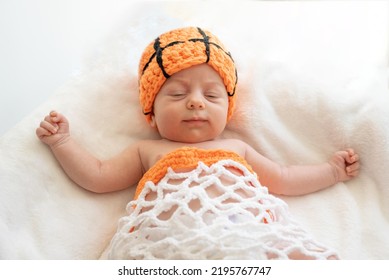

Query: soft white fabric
[1,1,389,259]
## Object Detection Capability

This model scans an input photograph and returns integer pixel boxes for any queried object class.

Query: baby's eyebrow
[203,81,225,87]
[164,77,189,86]
[162,76,226,92]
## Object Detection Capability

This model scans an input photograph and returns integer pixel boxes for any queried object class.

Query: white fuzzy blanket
[1,1,389,259]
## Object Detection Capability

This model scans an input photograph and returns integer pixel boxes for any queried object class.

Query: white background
[0,0,137,136]
[0,0,388,137]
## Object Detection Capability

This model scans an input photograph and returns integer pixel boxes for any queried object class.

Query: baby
[36,27,359,259]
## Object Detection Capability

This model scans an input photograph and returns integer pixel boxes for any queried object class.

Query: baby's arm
[243,143,360,196]
[36,111,143,193]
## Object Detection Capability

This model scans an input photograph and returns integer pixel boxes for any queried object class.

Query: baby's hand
[36,111,70,147]
[329,148,360,183]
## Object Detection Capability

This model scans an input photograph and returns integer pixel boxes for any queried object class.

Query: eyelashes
[166,91,223,101]
[167,92,186,99]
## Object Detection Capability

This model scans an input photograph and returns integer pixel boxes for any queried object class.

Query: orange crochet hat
[138,26,238,123]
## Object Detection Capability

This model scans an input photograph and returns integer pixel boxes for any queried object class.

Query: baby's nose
[186,92,205,110]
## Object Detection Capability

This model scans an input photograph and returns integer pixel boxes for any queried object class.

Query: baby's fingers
[36,126,53,139]
[346,161,360,176]
[49,110,67,124]
[40,119,58,134]
[347,150,359,164]
[49,111,60,123]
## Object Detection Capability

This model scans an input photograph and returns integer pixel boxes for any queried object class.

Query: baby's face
[151,64,229,143]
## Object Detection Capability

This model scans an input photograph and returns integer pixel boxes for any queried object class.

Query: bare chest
[140,139,245,172]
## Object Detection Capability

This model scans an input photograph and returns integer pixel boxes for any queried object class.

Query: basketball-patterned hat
[138,26,238,123]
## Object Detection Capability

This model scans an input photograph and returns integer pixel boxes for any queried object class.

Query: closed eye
[205,91,223,100]
[168,92,187,99]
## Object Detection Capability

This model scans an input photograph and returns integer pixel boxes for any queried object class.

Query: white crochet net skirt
[107,160,337,259]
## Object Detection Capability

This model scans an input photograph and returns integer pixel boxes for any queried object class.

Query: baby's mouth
[183,117,207,126]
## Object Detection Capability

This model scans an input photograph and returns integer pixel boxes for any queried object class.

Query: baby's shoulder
[215,138,249,156]
[219,138,248,149]
[135,139,166,155]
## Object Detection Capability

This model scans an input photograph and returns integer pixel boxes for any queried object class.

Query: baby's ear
[149,114,157,128]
